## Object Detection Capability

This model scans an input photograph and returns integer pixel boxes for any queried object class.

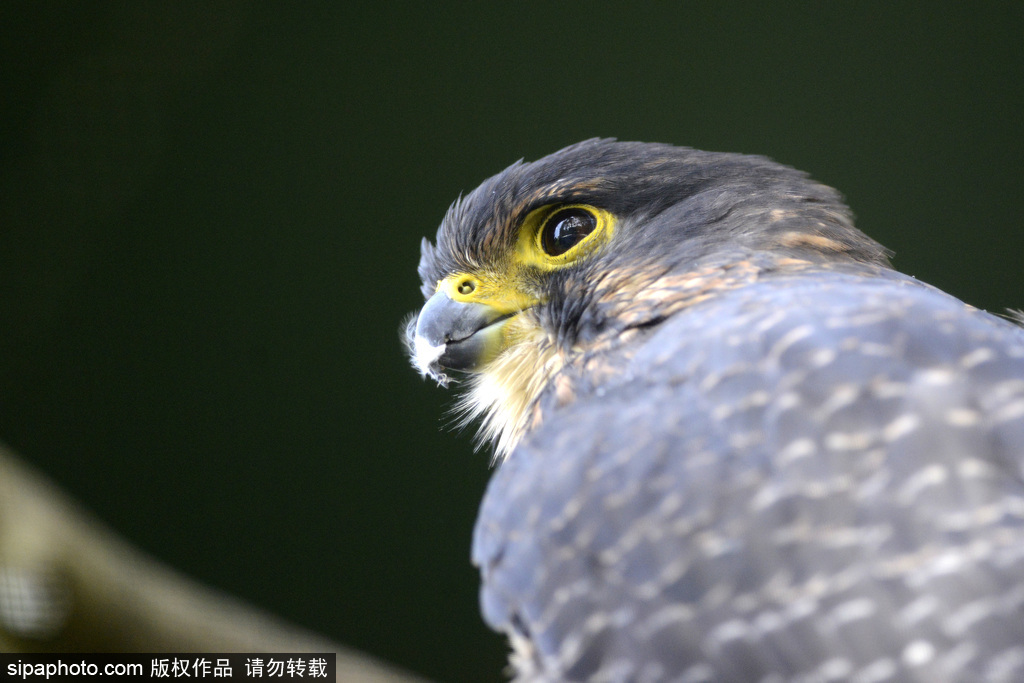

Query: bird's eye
[517,203,615,269]
[540,208,598,257]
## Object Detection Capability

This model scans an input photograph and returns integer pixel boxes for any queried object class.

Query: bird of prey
[404,139,1024,682]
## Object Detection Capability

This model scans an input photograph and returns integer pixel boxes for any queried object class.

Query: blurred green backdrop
[1,3,1021,680]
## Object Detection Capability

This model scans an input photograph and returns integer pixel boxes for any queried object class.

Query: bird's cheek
[498,310,543,351]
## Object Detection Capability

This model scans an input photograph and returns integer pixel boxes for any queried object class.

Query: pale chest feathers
[458,328,565,461]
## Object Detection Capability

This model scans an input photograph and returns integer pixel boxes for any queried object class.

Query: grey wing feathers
[473,273,1024,682]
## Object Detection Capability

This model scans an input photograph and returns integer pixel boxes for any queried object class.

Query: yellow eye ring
[517,203,615,270]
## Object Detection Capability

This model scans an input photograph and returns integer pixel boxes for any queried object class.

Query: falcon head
[405,139,890,458]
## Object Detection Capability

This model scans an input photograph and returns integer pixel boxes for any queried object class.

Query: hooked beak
[409,291,513,384]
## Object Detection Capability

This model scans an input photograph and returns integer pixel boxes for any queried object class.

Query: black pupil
[541,209,596,256]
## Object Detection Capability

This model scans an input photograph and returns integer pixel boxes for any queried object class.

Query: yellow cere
[437,271,539,314]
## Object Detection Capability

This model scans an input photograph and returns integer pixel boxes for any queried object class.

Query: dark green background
[1,4,1021,680]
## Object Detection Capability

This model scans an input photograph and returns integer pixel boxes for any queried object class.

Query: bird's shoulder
[473,272,1024,681]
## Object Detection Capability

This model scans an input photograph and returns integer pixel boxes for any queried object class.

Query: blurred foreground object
[0,442,422,682]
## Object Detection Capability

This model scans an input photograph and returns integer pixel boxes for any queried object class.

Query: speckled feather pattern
[474,274,1024,682]
[408,140,1024,682]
